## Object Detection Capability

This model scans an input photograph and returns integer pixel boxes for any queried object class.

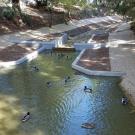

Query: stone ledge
[0,45,46,68]
[74,42,106,51]
[10,33,68,49]
[72,48,126,77]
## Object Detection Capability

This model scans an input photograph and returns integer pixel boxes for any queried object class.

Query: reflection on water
[0,51,135,135]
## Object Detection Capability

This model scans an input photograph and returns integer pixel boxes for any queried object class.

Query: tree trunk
[12,0,21,13]
[67,9,71,20]
[45,0,48,6]
[64,12,68,25]
[49,9,52,27]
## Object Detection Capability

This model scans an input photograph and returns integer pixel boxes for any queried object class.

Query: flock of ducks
[21,64,128,130]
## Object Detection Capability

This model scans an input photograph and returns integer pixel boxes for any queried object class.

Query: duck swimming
[21,112,30,122]
[121,96,128,105]
[47,82,52,87]
[84,86,92,93]
[81,123,95,129]
[31,66,39,72]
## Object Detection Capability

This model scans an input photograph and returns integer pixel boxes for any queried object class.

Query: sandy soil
[77,48,111,71]
[0,45,34,62]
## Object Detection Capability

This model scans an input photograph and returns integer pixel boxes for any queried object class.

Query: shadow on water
[0,51,135,135]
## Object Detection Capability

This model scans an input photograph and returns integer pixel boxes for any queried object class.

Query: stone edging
[74,42,106,51]
[72,48,126,77]
[0,33,68,68]
[11,33,68,49]
[0,45,46,68]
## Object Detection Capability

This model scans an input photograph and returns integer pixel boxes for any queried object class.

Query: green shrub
[35,0,48,7]
[21,13,31,26]
[2,7,15,20]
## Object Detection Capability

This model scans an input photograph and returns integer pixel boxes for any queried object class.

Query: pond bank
[109,22,135,106]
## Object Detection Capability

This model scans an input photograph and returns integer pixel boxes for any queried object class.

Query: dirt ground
[92,33,109,43]
[77,48,111,71]
[0,45,34,62]
[0,6,66,35]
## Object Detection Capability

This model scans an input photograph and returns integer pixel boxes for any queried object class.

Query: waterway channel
[0,51,135,135]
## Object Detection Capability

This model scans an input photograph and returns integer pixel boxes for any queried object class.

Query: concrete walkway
[109,22,135,106]
[0,15,122,49]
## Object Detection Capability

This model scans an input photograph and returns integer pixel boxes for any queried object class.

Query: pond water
[0,51,135,135]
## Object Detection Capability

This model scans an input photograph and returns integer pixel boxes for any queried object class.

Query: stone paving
[0,45,34,62]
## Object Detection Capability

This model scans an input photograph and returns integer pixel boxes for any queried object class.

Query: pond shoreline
[109,22,135,106]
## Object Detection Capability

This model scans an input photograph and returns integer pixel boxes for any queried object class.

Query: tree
[11,0,21,13]
[92,0,135,20]
[54,0,87,20]
[48,2,53,27]
[35,0,48,7]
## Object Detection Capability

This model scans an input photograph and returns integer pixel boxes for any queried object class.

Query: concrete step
[52,47,75,52]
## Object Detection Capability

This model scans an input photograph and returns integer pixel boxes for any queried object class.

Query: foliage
[53,0,88,9]
[93,0,135,19]
[2,7,15,20]
[34,0,48,7]
[21,13,31,26]
[91,0,135,30]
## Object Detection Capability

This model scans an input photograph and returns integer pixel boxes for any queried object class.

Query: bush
[2,7,15,20]
[35,0,48,7]
[21,13,31,26]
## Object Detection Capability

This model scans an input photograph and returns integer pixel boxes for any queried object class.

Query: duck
[21,112,30,122]
[84,86,92,93]
[32,66,39,72]
[64,76,70,83]
[121,96,128,105]
[64,78,68,83]
[81,122,95,129]
[47,82,52,87]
